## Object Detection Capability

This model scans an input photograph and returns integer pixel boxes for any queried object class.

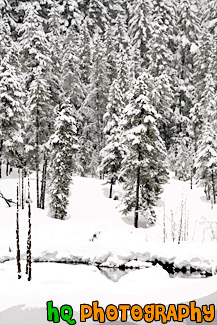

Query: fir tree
[120,73,168,228]
[100,80,124,198]
[0,46,25,178]
[88,36,109,175]
[195,70,217,204]
[175,0,200,137]
[49,99,78,219]
[147,0,175,148]
[20,4,54,208]
[128,0,152,68]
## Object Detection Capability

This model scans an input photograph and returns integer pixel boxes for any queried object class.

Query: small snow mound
[119,266,170,285]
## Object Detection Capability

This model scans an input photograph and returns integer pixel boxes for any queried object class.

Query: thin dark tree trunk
[135,166,140,228]
[18,168,21,207]
[211,169,216,205]
[6,160,9,176]
[40,155,47,209]
[109,177,113,199]
[21,168,25,209]
[0,139,3,179]
[16,183,22,279]
[190,167,193,190]
[36,109,40,208]
[26,175,32,281]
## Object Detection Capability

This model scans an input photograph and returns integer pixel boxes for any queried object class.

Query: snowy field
[0,166,217,323]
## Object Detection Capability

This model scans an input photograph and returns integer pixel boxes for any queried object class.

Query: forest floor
[0,165,217,321]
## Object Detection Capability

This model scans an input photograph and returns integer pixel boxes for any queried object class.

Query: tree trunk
[40,155,48,209]
[18,168,21,207]
[36,109,40,208]
[134,166,140,228]
[109,177,113,199]
[21,168,25,210]
[211,169,216,205]
[6,160,9,176]
[26,175,32,281]
[190,167,193,190]
[16,183,21,279]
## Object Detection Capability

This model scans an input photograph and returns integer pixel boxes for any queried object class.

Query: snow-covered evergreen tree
[49,99,78,219]
[147,0,176,148]
[203,0,217,35]
[20,4,54,208]
[175,0,200,137]
[87,0,109,35]
[120,73,168,228]
[62,26,84,110]
[128,0,152,68]
[195,70,217,204]
[88,36,109,175]
[100,80,124,198]
[0,45,25,178]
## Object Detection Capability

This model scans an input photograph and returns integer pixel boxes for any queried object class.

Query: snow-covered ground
[0,166,217,322]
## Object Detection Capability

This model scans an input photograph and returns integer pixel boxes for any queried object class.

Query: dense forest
[0,0,216,227]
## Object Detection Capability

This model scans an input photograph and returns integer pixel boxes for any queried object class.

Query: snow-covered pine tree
[195,121,217,204]
[47,0,64,107]
[25,64,52,209]
[60,0,82,32]
[49,99,78,220]
[39,3,64,210]
[203,0,217,35]
[100,80,124,198]
[0,45,25,179]
[191,30,215,154]
[0,14,12,60]
[147,0,175,148]
[62,27,85,175]
[104,25,118,85]
[128,0,152,69]
[88,35,109,176]
[87,0,109,35]
[175,0,200,137]
[113,11,129,50]
[120,73,168,228]
[79,19,92,87]
[168,135,194,182]
[116,45,131,103]
[195,70,217,204]
[62,25,84,111]
[20,4,54,208]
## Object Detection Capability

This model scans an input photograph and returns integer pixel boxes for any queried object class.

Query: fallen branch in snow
[0,191,16,207]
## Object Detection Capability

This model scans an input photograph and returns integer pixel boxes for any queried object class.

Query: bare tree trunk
[190,166,193,190]
[6,160,9,176]
[40,154,48,209]
[36,109,40,208]
[134,166,140,228]
[0,139,3,179]
[21,168,25,210]
[211,169,216,205]
[18,168,21,207]
[26,175,32,281]
[16,183,22,280]
[109,177,113,199]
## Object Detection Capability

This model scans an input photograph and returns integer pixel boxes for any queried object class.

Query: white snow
[0,165,217,315]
